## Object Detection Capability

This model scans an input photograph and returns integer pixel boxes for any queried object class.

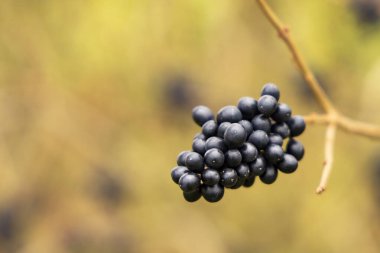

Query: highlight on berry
[170,83,306,203]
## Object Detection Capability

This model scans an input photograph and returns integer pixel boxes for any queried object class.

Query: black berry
[177,151,190,166]
[261,83,280,100]
[259,165,278,184]
[237,97,258,120]
[258,95,278,116]
[220,168,238,188]
[271,122,290,138]
[268,133,283,146]
[251,114,271,133]
[286,139,305,161]
[248,130,269,150]
[192,138,206,155]
[202,169,221,185]
[192,105,214,127]
[217,122,231,138]
[217,105,243,124]
[240,142,258,163]
[185,152,204,173]
[201,184,224,202]
[249,155,267,176]
[236,164,250,179]
[205,136,227,152]
[224,123,247,148]
[202,120,218,137]
[183,189,202,202]
[278,154,298,174]
[239,120,254,136]
[287,116,306,137]
[171,166,189,184]
[204,148,225,169]
[265,144,284,164]
[179,173,201,192]
[243,176,255,187]
[272,103,292,122]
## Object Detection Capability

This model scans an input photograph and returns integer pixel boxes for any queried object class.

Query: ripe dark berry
[205,136,227,152]
[220,168,238,188]
[237,97,258,120]
[216,106,243,124]
[278,154,298,174]
[259,165,278,184]
[249,155,267,176]
[286,139,305,161]
[201,184,224,202]
[230,177,245,189]
[240,142,258,163]
[185,152,204,173]
[265,144,284,164]
[177,151,190,166]
[271,122,290,138]
[224,123,247,148]
[204,148,225,169]
[179,173,201,192]
[217,122,231,138]
[193,132,206,141]
[192,138,206,155]
[239,120,254,136]
[287,116,306,137]
[243,176,255,187]
[202,120,218,137]
[225,149,242,167]
[236,164,250,179]
[258,95,278,116]
[192,105,214,127]
[268,133,283,146]
[201,169,221,185]
[272,103,292,122]
[171,166,189,184]
[183,189,201,202]
[248,130,269,150]
[251,114,271,133]
[261,83,280,100]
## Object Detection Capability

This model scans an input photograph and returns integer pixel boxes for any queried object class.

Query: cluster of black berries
[170,83,306,203]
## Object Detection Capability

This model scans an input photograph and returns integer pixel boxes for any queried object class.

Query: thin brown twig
[256,0,380,194]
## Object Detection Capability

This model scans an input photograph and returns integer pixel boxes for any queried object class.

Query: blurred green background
[1,0,380,252]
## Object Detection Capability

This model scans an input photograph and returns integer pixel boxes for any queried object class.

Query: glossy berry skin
[239,120,254,136]
[265,144,284,164]
[287,116,306,137]
[185,152,204,173]
[230,177,245,189]
[268,133,283,146]
[201,169,221,185]
[201,184,224,202]
[271,122,290,138]
[286,139,305,161]
[217,122,231,138]
[216,105,243,124]
[249,155,267,176]
[177,151,191,166]
[243,176,255,187]
[204,148,225,169]
[261,83,280,100]
[171,166,189,184]
[236,164,250,179]
[202,120,218,137]
[193,132,206,141]
[225,149,242,167]
[257,95,278,116]
[224,123,247,148]
[237,97,258,120]
[259,165,278,184]
[251,114,271,133]
[239,142,258,163]
[278,154,298,174]
[183,189,201,202]
[205,137,227,152]
[248,130,269,150]
[179,173,201,192]
[192,138,206,155]
[220,168,238,188]
[272,103,292,122]
[192,105,214,127]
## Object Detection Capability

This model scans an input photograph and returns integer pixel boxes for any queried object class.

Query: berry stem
[256,0,380,194]
[316,123,337,194]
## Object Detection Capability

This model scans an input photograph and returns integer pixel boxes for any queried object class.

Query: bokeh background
[1,0,380,252]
